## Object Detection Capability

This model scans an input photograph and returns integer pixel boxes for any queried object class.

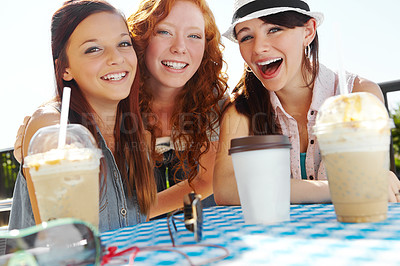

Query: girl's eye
[84,47,101,54]
[269,27,281,33]
[188,34,202,39]
[119,41,132,47]
[239,35,253,43]
[157,30,170,36]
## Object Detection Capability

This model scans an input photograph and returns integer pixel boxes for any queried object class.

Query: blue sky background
[0,0,399,149]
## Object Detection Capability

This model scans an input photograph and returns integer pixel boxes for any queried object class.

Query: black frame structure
[379,79,400,176]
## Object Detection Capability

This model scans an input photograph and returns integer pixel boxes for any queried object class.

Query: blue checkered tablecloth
[101,204,400,265]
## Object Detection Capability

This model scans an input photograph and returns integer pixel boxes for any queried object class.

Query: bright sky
[1,0,399,150]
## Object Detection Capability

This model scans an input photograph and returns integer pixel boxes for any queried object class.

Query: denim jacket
[8,126,147,233]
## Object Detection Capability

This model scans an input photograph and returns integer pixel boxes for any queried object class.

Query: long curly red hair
[127,0,228,184]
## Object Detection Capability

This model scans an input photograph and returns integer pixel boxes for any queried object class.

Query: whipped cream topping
[314,92,392,154]
[25,145,102,171]
[316,92,389,127]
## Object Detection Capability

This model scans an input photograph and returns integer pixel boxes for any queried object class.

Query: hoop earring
[304,44,311,59]
[245,63,252,73]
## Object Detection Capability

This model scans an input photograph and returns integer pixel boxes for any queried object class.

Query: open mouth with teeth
[258,58,283,76]
[162,60,188,70]
[101,72,127,81]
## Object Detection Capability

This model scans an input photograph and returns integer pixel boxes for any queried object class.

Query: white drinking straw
[58,87,71,149]
[333,23,349,95]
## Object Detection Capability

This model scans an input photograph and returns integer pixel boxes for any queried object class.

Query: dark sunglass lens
[38,223,99,265]
[183,193,200,232]
[3,222,100,266]
[195,199,203,242]
[183,203,194,232]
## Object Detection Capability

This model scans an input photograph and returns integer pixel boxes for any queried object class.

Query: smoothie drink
[314,92,392,223]
[24,124,102,228]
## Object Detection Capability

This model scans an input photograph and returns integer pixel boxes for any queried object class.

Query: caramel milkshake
[314,92,392,223]
[25,124,102,228]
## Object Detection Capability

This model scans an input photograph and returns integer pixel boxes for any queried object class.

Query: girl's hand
[388,171,400,202]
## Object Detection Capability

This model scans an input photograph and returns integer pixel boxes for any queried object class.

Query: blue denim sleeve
[8,169,35,230]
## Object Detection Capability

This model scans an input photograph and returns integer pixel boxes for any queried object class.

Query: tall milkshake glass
[24,124,102,228]
[314,92,393,223]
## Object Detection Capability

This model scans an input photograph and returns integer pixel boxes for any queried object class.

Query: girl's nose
[170,35,187,54]
[107,48,125,65]
[253,35,270,55]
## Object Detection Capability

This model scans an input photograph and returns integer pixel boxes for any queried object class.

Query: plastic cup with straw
[58,87,71,149]
[313,24,393,223]
[24,86,103,228]
[333,23,349,96]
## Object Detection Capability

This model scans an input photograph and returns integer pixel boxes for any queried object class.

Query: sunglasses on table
[0,218,101,266]
[167,192,203,246]
[102,192,229,265]
[0,194,229,266]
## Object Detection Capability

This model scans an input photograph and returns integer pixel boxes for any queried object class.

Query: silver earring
[305,44,311,59]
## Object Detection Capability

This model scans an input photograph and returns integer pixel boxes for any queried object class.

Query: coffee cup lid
[229,135,291,155]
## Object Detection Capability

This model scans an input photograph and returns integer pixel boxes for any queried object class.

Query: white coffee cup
[229,135,291,224]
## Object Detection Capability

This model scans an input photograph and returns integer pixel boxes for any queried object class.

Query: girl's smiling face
[235,17,315,92]
[144,0,205,93]
[63,11,137,108]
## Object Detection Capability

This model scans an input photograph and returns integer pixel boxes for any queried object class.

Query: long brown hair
[232,11,320,135]
[51,0,156,213]
[127,0,228,184]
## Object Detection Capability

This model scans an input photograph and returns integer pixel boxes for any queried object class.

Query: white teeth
[257,58,282,66]
[162,61,187,70]
[102,72,126,81]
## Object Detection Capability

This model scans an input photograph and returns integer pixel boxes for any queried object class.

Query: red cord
[101,246,140,265]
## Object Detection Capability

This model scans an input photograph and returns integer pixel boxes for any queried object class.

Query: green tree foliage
[0,150,19,199]
[390,105,400,170]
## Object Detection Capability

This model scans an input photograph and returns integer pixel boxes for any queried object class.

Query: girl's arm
[351,76,384,101]
[149,140,218,218]
[290,179,331,203]
[21,106,61,224]
[13,116,31,163]
[214,105,332,205]
[213,105,250,205]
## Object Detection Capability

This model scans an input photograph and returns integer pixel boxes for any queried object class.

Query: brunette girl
[9,0,156,232]
[213,0,400,205]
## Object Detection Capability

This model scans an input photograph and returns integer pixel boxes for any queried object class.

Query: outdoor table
[101,204,400,265]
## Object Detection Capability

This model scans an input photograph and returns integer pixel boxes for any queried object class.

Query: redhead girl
[128,0,227,217]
